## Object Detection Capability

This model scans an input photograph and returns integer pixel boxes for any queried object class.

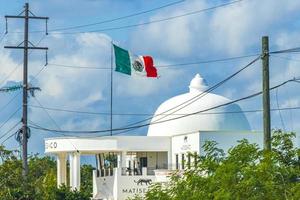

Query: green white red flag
[113,44,158,78]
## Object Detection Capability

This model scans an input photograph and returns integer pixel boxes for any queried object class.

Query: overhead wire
[39,0,186,32]
[28,77,300,134]
[270,47,300,54]
[27,104,300,116]
[0,32,6,44]
[35,47,300,131]
[0,106,22,140]
[31,96,80,152]
[46,63,110,70]
[118,56,261,130]
[0,91,21,113]
[29,55,261,136]
[0,35,47,138]
[0,35,47,87]
[275,88,286,131]
[46,53,260,70]
[0,121,21,144]
[47,0,245,35]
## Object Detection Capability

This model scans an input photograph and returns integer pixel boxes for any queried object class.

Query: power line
[275,88,285,131]
[0,121,21,144]
[119,56,261,130]
[47,63,110,70]
[0,32,6,44]
[28,77,299,134]
[28,103,300,116]
[0,107,22,140]
[270,47,300,54]
[38,0,186,32]
[0,91,21,113]
[0,35,47,87]
[32,96,62,131]
[31,96,80,152]
[157,53,260,68]
[46,53,260,70]
[48,0,245,35]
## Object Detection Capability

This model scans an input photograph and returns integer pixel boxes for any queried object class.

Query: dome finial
[189,73,208,93]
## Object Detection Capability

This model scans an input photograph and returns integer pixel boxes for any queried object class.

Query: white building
[45,74,264,200]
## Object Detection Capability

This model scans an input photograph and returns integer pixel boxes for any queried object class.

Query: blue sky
[0,0,300,155]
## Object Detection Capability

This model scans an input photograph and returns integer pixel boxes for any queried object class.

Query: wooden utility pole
[4,3,48,177]
[262,36,271,151]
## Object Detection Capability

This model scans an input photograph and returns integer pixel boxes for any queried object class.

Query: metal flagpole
[110,41,113,136]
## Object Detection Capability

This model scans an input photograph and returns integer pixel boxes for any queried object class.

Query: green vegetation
[0,147,93,200]
[1,130,299,200]
[132,130,300,200]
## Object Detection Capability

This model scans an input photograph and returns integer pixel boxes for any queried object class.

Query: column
[117,152,121,168]
[121,151,127,174]
[121,151,127,168]
[167,150,172,170]
[69,152,81,190]
[57,153,67,187]
[69,153,73,188]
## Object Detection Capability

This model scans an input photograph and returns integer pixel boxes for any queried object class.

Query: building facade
[45,74,264,200]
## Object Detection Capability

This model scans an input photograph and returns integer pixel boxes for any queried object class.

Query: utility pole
[4,3,48,177]
[262,36,271,151]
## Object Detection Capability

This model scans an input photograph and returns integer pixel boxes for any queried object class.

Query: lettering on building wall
[122,188,148,194]
[121,178,153,195]
[181,135,191,151]
[45,141,57,150]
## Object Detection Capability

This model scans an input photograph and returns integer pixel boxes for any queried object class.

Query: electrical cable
[0,91,21,113]
[46,53,260,70]
[48,0,245,35]
[27,77,299,134]
[275,88,286,131]
[27,104,300,116]
[0,106,22,140]
[119,56,260,130]
[0,35,46,87]
[270,47,300,54]
[39,0,186,32]
[157,53,260,68]
[0,32,6,44]
[0,121,21,144]
[47,63,110,70]
[26,54,261,136]
[31,96,80,152]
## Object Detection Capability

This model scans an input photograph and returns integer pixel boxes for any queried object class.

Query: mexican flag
[113,44,158,78]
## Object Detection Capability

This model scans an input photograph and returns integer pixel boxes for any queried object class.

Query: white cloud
[131,0,300,57]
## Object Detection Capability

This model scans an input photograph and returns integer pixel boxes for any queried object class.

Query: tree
[132,130,300,200]
[0,147,93,200]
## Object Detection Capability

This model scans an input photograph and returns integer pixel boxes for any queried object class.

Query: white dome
[147,74,251,137]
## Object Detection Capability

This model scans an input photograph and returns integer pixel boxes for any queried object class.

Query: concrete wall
[93,168,155,200]
[171,132,200,169]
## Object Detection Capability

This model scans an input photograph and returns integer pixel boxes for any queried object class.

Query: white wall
[171,132,200,169]
[93,168,155,200]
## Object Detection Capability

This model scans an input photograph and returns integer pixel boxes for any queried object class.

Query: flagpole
[110,41,113,136]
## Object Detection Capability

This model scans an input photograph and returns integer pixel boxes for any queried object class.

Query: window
[181,154,185,169]
[175,154,179,170]
[187,153,191,169]
[194,152,198,167]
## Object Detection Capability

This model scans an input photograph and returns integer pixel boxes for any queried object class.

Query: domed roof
[147,74,251,137]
